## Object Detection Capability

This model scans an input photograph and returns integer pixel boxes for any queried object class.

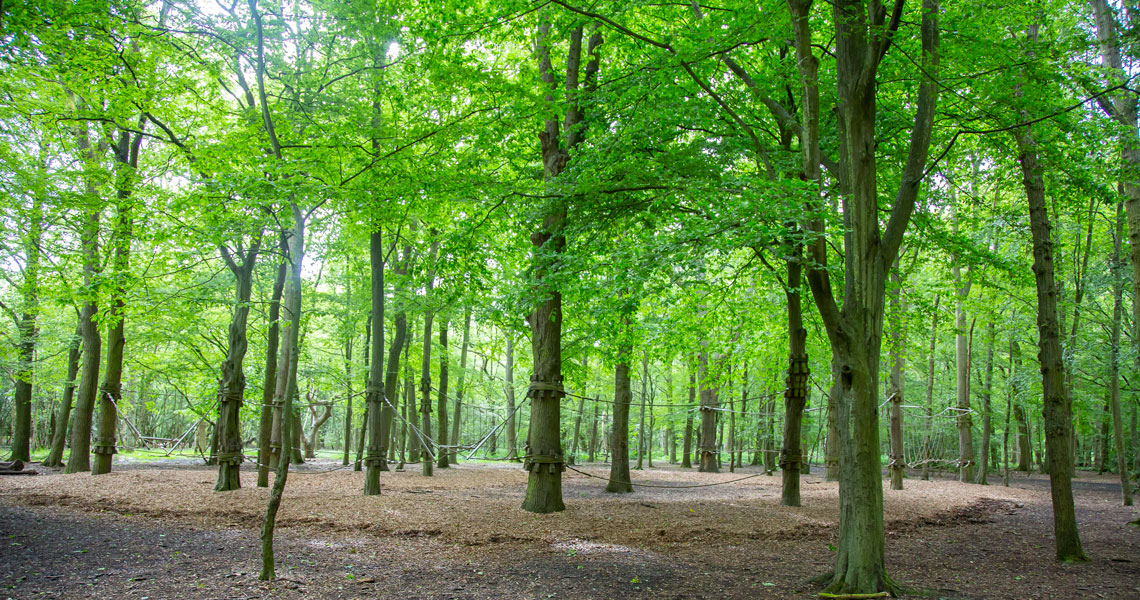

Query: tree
[794,0,940,592]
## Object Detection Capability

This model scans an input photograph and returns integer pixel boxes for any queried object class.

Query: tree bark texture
[215,242,260,491]
[1014,119,1088,562]
[607,356,634,493]
[697,350,719,473]
[257,253,287,487]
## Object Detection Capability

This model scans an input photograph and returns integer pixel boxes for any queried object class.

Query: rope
[564,465,765,489]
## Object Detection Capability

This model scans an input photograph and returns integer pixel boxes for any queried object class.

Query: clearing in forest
[0,461,1137,599]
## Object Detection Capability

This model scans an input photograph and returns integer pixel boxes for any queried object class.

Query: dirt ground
[0,459,1137,599]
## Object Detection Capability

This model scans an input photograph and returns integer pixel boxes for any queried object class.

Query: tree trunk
[450,307,470,463]
[1090,2,1140,486]
[356,314,370,471]
[8,195,43,463]
[952,260,975,483]
[436,314,450,469]
[215,243,260,491]
[342,274,353,467]
[257,252,287,487]
[258,209,304,582]
[727,373,736,474]
[681,369,695,468]
[799,0,939,591]
[64,177,102,475]
[571,356,587,461]
[1013,116,1088,562]
[304,400,332,459]
[923,294,941,481]
[636,354,647,470]
[520,21,602,515]
[1109,199,1133,505]
[419,280,436,478]
[697,350,719,473]
[588,402,599,463]
[504,334,517,460]
[372,238,408,487]
[44,319,82,467]
[976,319,996,485]
[606,353,634,493]
[91,121,143,476]
[887,267,906,491]
[825,360,840,481]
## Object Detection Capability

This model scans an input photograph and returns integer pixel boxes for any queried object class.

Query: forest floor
[0,459,1137,599]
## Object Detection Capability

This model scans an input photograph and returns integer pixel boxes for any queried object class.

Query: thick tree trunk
[257,254,287,487]
[1090,3,1140,482]
[799,0,939,591]
[215,246,260,491]
[1014,120,1088,562]
[92,123,142,476]
[697,350,719,473]
[519,21,602,514]
[65,200,102,475]
[44,319,82,467]
[607,355,634,493]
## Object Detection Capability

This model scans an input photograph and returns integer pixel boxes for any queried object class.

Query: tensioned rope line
[563,464,765,489]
